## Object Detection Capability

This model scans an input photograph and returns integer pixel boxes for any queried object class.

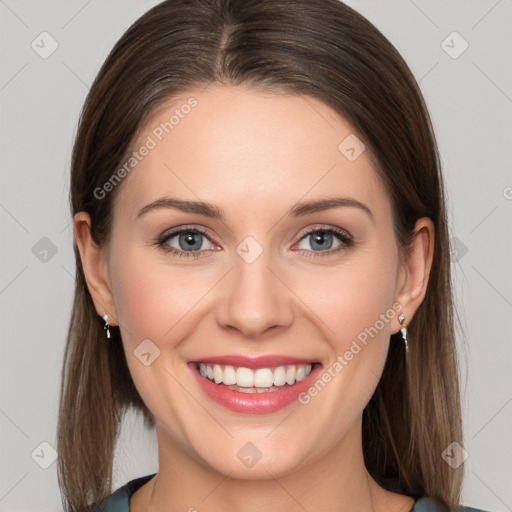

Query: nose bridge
[217,237,293,338]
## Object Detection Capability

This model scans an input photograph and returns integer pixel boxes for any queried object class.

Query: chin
[192,439,312,481]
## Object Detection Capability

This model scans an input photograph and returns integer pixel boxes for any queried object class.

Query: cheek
[289,253,399,429]
[109,249,209,346]
[108,250,208,425]
[292,250,399,353]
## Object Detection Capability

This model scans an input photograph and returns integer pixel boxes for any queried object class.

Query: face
[102,84,406,478]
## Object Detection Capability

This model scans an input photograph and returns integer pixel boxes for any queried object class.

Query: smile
[189,357,322,414]
[198,363,313,392]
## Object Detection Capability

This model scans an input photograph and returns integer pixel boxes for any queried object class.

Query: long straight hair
[57,1,464,510]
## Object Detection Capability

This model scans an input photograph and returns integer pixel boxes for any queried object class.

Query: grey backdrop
[1,1,511,510]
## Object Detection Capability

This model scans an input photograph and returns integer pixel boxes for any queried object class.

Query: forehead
[115,84,391,221]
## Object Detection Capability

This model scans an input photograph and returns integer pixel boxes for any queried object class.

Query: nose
[215,248,295,340]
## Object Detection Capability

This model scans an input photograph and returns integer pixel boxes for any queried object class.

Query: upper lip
[188,355,318,369]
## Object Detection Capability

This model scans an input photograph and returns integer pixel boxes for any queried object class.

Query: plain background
[0,0,511,510]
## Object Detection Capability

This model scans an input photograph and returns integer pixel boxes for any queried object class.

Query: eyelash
[156,225,352,260]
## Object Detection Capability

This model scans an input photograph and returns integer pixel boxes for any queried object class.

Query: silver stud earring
[102,313,111,340]
[398,313,408,353]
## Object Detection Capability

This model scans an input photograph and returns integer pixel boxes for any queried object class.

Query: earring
[398,313,408,353]
[102,313,111,340]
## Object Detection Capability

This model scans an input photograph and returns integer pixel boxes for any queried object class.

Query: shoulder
[94,474,156,512]
[413,497,492,512]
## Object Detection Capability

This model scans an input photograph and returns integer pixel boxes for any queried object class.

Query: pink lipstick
[188,355,321,414]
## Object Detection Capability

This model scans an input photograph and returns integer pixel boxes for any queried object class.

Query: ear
[74,211,118,325]
[393,217,435,333]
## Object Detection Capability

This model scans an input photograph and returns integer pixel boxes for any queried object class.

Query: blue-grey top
[95,474,489,512]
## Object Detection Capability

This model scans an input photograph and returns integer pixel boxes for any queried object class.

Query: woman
[57,0,489,511]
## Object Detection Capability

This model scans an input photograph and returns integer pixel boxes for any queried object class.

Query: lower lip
[189,363,322,414]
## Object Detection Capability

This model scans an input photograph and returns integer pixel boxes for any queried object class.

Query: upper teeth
[199,363,313,387]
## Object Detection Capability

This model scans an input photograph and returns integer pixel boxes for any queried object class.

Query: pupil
[311,231,332,250]
[180,232,202,251]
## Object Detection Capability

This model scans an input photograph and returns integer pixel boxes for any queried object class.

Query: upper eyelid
[159,225,217,244]
[299,225,351,238]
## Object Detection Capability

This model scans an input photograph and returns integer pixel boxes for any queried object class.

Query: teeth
[286,366,296,385]
[236,367,254,387]
[213,364,223,384]
[223,365,237,385]
[198,362,313,388]
[273,366,286,386]
[254,368,274,387]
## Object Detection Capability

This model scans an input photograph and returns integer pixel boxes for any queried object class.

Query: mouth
[197,362,315,392]
[189,358,322,414]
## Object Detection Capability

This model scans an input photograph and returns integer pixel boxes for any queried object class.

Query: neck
[142,419,394,512]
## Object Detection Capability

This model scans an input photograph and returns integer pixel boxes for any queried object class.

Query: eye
[293,227,352,257]
[156,225,352,259]
[158,227,217,259]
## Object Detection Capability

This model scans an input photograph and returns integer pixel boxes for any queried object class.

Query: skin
[75,84,434,512]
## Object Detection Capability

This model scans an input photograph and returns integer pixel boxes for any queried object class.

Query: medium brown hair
[57,1,464,510]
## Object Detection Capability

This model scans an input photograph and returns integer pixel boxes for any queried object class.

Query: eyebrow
[136,196,374,222]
